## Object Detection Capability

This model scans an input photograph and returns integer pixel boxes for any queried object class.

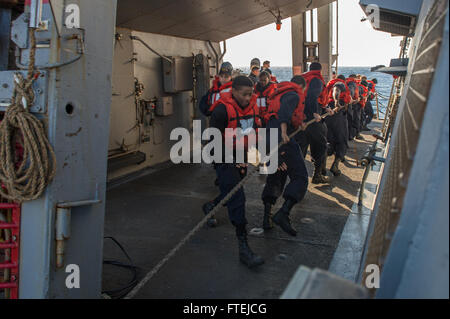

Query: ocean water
[240,66,393,115]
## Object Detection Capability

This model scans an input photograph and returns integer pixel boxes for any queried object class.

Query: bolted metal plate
[12,3,56,68]
[11,13,29,49]
[0,70,48,114]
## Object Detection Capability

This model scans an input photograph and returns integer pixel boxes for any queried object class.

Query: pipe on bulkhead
[55,196,102,268]
[207,40,219,74]
[130,35,173,64]
[207,40,226,75]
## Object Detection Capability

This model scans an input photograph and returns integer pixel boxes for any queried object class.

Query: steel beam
[291,14,305,74]
[318,3,333,82]
[18,0,117,298]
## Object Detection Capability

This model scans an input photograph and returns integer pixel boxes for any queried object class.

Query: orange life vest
[302,70,329,107]
[346,78,360,101]
[265,82,306,129]
[367,80,376,93]
[255,82,277,119]
[326,79,351,105]
[207,76,232,105]
[356,80,369,108]
[270,75,278,83]
[367,80,376,100]
[209,92,261,151]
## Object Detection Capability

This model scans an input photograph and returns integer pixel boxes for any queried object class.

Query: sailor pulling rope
[0,29,57,202]
[125,110,336,299]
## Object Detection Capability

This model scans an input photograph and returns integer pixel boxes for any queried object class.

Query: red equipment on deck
[0,200,21,299]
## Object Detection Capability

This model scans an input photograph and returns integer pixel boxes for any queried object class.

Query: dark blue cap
[250,58,261,68]
[219,62,233,75]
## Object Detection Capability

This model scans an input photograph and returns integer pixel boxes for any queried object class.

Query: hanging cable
[102,236,139,299]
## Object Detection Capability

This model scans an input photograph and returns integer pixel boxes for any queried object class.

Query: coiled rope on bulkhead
[0,29,57,203]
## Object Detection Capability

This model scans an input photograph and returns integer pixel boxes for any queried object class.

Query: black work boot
[330,158,342,177]
[202,201,218,227]
[321,161,328,176]
[262,202,274,230]
[312,164,330,184]
[313,156,330,184]
[272,199,297,236]
[236,226,264,268]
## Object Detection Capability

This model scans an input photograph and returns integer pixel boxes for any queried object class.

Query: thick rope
[0,29,57,203]
[125,111,335,299]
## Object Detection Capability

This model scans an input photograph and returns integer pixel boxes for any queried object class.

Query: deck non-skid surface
[103,121,381,299]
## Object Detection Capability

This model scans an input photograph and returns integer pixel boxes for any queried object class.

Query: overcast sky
[223,0,403,67]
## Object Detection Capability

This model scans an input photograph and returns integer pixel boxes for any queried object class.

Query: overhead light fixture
[270,9,283,31]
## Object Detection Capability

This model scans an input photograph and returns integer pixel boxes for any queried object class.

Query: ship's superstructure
[0,0,448,299]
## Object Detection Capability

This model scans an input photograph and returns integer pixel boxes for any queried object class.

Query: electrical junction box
[156,96,173,116]
[162,56,194,93]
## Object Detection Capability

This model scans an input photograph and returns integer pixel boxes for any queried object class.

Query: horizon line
[235,66,377,68]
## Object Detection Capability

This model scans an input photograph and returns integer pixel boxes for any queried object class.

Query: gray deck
[102,121,382,299]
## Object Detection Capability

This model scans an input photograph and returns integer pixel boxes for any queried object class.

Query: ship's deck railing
[360,0,448,295]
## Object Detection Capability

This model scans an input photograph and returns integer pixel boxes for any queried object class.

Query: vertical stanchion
[376,92,380,120]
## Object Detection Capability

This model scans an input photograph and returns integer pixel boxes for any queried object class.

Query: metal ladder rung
[1,196,21,299]
[0,283,17,289]
[0,242,18,249]
[0,261,18,269]
[0,222,19,229]
[0,203,20,209]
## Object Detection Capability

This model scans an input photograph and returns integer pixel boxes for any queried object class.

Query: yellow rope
[0,29,57,203]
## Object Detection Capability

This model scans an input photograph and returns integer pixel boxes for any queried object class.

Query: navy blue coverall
[351,103,362,138]
[199,93,212,117]
[349,86,365,139]
[325,99,349,160]
[295,78,328,168]
[364,100,374,125]
[346,81,357,140]
[262,91,309,205]
[209,102,253,227]
[362,85,375,127]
